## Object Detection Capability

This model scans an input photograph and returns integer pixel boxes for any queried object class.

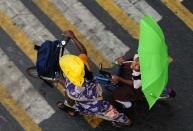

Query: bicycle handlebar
[60,35,71,57]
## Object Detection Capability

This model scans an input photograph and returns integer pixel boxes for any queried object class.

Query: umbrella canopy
[138,16,168,109]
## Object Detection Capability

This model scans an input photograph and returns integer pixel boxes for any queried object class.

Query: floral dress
[63,77,130,124]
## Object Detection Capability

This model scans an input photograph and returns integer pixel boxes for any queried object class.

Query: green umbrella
[138,16,168,109]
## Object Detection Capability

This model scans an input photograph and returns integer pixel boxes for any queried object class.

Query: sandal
[112,120,133,128]
[56,101,77,117]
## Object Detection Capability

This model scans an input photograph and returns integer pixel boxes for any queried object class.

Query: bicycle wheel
[26,66,59,82]
[26,66,39,78]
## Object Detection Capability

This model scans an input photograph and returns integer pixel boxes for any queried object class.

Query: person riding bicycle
[111,53,176,107]
[111,54,144,108]
[57,30,132,127]
[112,54,141,88]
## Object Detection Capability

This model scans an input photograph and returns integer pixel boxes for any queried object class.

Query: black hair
[84,65,94,81]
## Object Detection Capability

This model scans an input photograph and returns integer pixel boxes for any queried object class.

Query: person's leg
[56,92,77,116]
[96,103,132,127]
[112,85,137,101]
[115,100,132,108]
[56,100,77,116]
[164,87,176,97]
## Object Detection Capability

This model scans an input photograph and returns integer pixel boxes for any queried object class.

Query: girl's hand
[63,30,75,39]
[115,56,125,65]
[111,75,120,84]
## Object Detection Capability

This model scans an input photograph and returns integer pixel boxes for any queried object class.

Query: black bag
[36,40,61,78]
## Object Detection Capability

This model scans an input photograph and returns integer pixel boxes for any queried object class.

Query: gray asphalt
[20,0,99,71]
[0,104,24,131]
[0,28,93,131]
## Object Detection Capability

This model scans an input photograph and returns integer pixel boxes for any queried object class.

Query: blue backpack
[36,40,61,78]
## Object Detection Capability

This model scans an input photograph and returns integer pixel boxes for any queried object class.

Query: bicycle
[26,36,113,85]
[94,63,176,101]
[26,36,176,106]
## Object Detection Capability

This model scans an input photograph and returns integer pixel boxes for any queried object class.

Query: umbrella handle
[122,61,133,64]
[112,60,133,65]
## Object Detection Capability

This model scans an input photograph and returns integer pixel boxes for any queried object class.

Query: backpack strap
[60,38,70,57]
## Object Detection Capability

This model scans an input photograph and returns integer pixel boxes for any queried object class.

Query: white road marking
[113,0,162,23]
[51,0,130,61]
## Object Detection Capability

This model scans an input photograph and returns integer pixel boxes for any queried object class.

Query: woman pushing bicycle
[57,30,132,127]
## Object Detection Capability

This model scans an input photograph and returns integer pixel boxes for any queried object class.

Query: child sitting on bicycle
[112,54,141,89]
[57,30,132,127]
[111,54,144,108]
[111,53,176,107]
